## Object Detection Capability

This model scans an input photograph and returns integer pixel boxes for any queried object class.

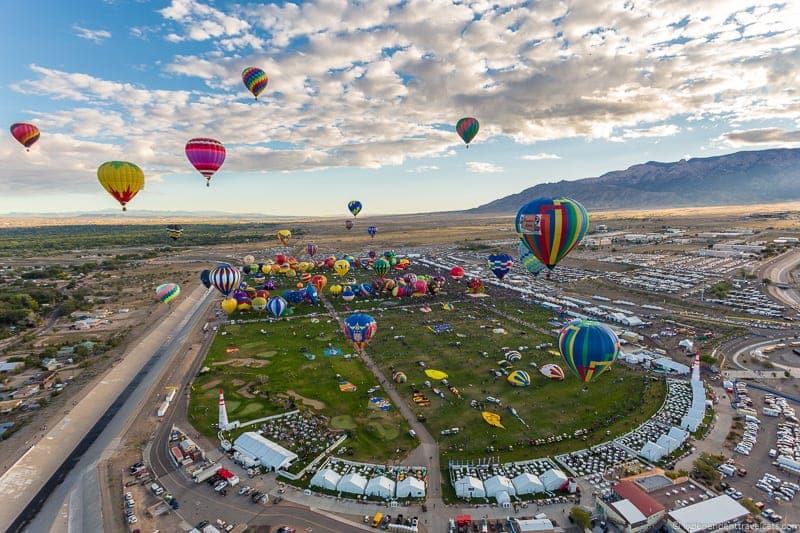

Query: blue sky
[2,0,799,216]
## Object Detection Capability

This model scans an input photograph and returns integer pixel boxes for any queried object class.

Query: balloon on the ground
[267,296,288,318]
[251,297,267,312]
[210,264,242,296]
[221,297,238,314]
[341,286,355,302]
[518,240,545,276]
[304,283,318,304]
[488,253,513,280]
[307,243,318,257]
[539,363,565,380]
[329,284,343,296]
[467,278,484,294]
[424,369,448,380]
[558,319,620,383]
[311,274,327,292]
[10,123,40,151]
[200,269,212,289]
[505,351,522,362]
[343,313,377,351]
[345,219,354,230]
[481,411,504,428]
[277,229,292,246]
[348,200,362,217]
[155,283,180,304]
[392,371,407,384]
[368,226,377,238]
[450,266,465,280]
[243,255,255,266]
[242,67,268,99]
[456,117,479,147]
[97,161,144,211]
[185,138,225,187]
[372,258,390,278]
[516,197,589,269]
[507,369,531,387]
[334,259,350,277]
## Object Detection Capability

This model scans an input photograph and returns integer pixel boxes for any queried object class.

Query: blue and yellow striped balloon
[518,240,545,276]
[507,369,531,387]
[558,319,620,384]
[516,197,589,269]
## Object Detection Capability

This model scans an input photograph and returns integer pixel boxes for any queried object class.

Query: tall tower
[218,389,229,431]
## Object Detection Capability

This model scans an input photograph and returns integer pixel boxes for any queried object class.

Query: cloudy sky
[1,0,799,215]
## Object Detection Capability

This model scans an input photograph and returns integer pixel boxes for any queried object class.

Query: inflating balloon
[516,197,589,269]
[97,161,145,211]
[329,284,343,296]
[185,138,225,187]
[242,67,268,99]
[244,255,255,266]
[372,258,390,279]
[539,363,565,381]
[311,274,327,292]
[10,123,40,151]
[456,117,479,148]
[155,283,180,304]
[341,286,355,302]
[507,370,530,387]
[343,313,377,351]
[558,319,619,383]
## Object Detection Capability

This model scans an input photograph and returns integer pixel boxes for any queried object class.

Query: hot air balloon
[467,278,484,294]
[252,296,267,311]
[343,313,377,351]
[348,200,362,217]
[155,283,180,304]
[345,220,354,231]
[311,274,327,292]
[539,363,565,381]
[166,224,183,241]
[97,161,145,211]
[329,284,343,296]
[185,138,225,187]
[456,117,479,148]
[488,253,514,280]
[334,259,350,277]
[450,266,465,280]
[210,264,242,297]
[221,297,238,314]
[307,243,318,257]
[518,240,545,277]
[516,197,589,270]
[10,123,40,151]
[243,255,255,266]
[200,269,212,289]
[558,319,620,384]
[429,276,445,295]
[392,371,407,384]
[507,370,531,387]
[372,257,390,279]
[367,226,377,239]
[267,296,288,318]
[341,286,355,302]
[505,350,522,362]
[242,66,268,100]
[277,229,292,246]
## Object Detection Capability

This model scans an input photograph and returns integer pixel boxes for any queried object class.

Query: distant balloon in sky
[345,219,354,230]
[10,123,40,151]
[456,117,479,148]
[242,67,269,100]
[185,138,225,187]
[97,161,145,211]
[155,283,180,304]
[368,226,377,239]
[348,200,362,217]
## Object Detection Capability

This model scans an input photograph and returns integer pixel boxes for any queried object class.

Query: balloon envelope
[345,220,354,230]
[210,265,242,296]
[518,240,545,276]
[221,298,238,314]
[488,253,514,280]
[97,161,144,211]
[334,259,350,277]
[277,230,292,246]
[368,226,377,238]
[242,67,268,99]
[267,296,288,318]
[348,200,362,217]
[155,283,180,304]
[558,319,620,383]
[343,313,377,350]
[539,363,565,380]
[10,123,40,150]
[200,269,212,289]
[307,243,318,257]
[515,197,589,269]
[450,266,465,280]
[507,370,531,387]
[185,138,225,186]
[456,117,479,146]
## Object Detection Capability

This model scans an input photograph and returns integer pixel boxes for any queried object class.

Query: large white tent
[512,473,544,495]
[540,468,568,492]
[455,476,485,498]
[640,441,666,462]
[232,432,298,471]
[337,472,368,495]
[484,475,516,498]
[365,475,396,499]
[309,468,341,491]
[396,477,426,498]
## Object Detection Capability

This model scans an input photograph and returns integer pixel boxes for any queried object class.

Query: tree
[569,506,591,530]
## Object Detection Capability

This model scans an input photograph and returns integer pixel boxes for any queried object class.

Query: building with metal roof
[232,432,298,471]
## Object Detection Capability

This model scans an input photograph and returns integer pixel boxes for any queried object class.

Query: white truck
[763,407,781,417]
[192,464,222,483]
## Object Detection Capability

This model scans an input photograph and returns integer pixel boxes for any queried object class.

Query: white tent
[365,475,396,499]
[455,476,485,498]
[495,490,512,507]
[337,472,368,495]
[512,473,544,495]
[539,468,568,492]
[484,475,516,498]
[309,468,341,491]
[656,434,679,454]
[668,426,688,445]
[640,441,666,462]
[396,477,425,498]
[681,414,702,432]
[232,432,298,471]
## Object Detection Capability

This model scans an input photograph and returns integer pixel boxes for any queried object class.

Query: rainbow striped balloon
[185,138,225,186]
[242,67,269,99]
[515,197,589,270]
[10,123,40,151]
[155,283,181,304]
[558,319,619,384]
[456,117,479,147]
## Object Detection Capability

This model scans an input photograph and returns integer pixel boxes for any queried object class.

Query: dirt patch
[237,382,255,399]
[211,358,268,368]
[286,390,326,410]
[200,378,222,391]
[231,379,245,387]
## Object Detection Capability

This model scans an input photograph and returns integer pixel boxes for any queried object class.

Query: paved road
[759,249,800,310]
[0,285,213,532]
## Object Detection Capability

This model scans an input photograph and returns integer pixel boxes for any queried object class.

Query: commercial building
[598,480,666,532]
[666,495,749,532]
[232,432,298,471]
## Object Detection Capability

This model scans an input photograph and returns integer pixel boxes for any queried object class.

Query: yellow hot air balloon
[329,284,343,296]
[261,264,271,274]
[97,161,145,211]
[285,268,297,278]
[334,259,350,277]
[424,369,448,380]
[481,411,505,429]
[277,229,292,246]
[221,297,238,314]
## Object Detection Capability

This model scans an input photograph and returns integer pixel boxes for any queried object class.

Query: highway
[759,249,800,309]
[0,285,214,532]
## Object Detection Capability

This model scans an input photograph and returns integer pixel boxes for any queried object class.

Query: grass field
[188,315,414,464]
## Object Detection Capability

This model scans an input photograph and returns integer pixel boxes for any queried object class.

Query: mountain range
[472,148,800,213]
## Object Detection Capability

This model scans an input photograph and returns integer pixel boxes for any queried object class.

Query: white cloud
[72,25,111,43]
[406,165,440,173]
[521,153,561,161]
[467,162,504,173]
[721,128,800,147]
[611,124,681,141]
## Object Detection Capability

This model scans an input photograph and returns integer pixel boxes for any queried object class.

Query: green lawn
[188,315,413,464]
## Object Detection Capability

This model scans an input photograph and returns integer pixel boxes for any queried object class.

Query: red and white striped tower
[218,389,229,430]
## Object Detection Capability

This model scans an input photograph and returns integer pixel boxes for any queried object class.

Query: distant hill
[471,148,800,212]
